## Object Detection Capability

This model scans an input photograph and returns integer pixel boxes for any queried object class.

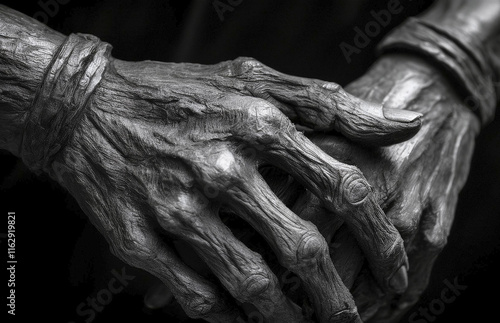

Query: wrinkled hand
[351,54,480,323]
[48,57,420,322]
[262,53,480,322]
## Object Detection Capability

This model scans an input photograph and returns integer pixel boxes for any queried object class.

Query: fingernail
[389,265,408,292]
[383,108,422,123]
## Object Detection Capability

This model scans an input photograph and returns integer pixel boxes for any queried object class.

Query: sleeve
[0,5,111,173]
[377,0,500,125]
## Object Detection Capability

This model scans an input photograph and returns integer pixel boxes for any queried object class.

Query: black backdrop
[1,1,499,322]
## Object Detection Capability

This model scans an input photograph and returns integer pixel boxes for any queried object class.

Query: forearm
[0,6,111,174]
[0,5,64,155]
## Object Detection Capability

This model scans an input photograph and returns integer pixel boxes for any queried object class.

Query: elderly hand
[43,51,423,322]
[0,5,422,321]
[257,53,480,322]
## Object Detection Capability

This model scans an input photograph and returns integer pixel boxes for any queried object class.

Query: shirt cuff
[377,17,497,125]
[20,33,112,172]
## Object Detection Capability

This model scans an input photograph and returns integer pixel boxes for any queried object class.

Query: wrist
[377,0,500,125]
[20,33,112,173]
[0,6,112,174]
[346,53,481,135]
[0,5,65,155]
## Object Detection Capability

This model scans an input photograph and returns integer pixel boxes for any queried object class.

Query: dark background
[1,0,499,322]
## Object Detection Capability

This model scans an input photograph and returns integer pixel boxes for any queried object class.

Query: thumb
[333,90,422,146]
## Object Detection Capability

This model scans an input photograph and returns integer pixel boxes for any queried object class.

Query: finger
[350,268,387,322]
[328,225,365,290]
[105,203,240,323]
[228,57,422,146]
[236,104,409,294]
[367,255,439,323]
[292,197,377,313]
[292,194,367,290]
[306,133,419,321]
[266,167,367,291]
[370,203,458,322]
[328,226,388,322]
[290,190,344,243]
[363,224,443,323]
[211,168,362,323]
[151,191,305,323]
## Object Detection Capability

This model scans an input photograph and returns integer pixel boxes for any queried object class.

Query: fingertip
[388,265,409,294]
[370,116,422,146]
[361,103,423,145]
[337,99,423,146]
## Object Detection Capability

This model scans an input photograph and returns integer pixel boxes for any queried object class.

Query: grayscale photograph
[1,1,499,322]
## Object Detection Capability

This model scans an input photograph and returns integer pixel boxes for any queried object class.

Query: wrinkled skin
[349,55,479,323]
[142,53,480,322]
[45,56,422,322]
[264,53,480,322]
[0,4,487,323]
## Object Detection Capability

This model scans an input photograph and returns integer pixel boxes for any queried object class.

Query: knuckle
[183,294,219,319]
[208,166,245,194]
[420,205,449,252]
[246,99,279,121]
[422,228,448,252]
[392,214,420,240]
[111,235,155,266]
[286,232,328,270]
[239,272,275,302]
[153,197,194,230]
[242,100,293,140]
[321,82,342,93]
[211,151,241,181]
[231,57,263,76]
[155,198,208,235]
[340,168,371,206]
[197,146,245,190]
[155,211,184,232]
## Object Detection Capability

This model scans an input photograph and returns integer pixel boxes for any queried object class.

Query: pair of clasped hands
[55,50,479,322]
